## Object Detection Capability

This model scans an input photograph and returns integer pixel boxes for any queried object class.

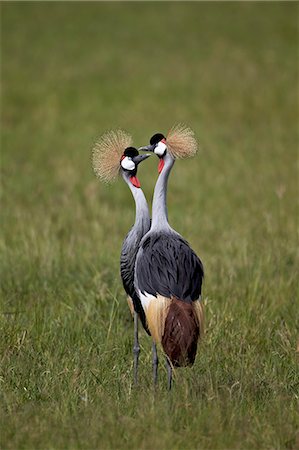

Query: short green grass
[1,2,298,449]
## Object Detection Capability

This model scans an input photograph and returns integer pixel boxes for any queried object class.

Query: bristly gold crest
[166,124,198,159]
[92,130,133,183]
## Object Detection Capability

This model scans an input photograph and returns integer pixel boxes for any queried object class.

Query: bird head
[138,125,198,174]
[138,133,168,174]
[120,147,151,188]
[92,129,150,188]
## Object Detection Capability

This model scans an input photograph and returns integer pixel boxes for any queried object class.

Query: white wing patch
[138,290,156,310]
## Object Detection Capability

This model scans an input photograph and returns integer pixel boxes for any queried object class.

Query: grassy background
[1,2,298,449]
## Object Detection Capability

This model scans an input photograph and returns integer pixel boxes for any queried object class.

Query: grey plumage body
[135,150,204,384]
[120,174,151,331]
[92,136,151,385]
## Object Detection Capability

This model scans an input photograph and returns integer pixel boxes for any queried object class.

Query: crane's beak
[138,144,155,152]
[132,154,151,165]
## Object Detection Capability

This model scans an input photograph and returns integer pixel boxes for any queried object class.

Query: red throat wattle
[158,159,165,174]
[130,176,141,188]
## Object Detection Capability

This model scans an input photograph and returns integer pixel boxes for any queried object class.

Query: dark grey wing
[136,232,204,303]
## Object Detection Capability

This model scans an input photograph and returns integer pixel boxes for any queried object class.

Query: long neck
[151,153,175,230]
[123,174,150,229]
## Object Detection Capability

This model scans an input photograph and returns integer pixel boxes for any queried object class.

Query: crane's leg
[133,311,140,385]
[152,342,158,386]
[166,356,172,391]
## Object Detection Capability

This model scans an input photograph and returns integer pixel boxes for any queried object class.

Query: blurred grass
[1,2,298,449]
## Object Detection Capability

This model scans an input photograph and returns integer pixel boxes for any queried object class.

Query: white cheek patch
[121,156,135,171]
[154,141,167,156]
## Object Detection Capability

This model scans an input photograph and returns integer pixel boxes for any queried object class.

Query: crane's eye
[121,156,135,171]
[154,141,167,157]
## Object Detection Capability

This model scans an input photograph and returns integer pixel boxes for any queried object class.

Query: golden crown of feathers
[92,125,198,183]
[92,129,133,183]
[166,124,198,159]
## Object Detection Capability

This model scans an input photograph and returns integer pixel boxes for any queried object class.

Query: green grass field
[1,2,298,449]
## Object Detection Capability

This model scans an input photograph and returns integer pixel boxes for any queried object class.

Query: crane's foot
[152,342,158,386]
[166,357,172,391]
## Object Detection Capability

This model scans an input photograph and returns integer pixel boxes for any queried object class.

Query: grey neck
[122,173,150,229]
[151,152,175,231]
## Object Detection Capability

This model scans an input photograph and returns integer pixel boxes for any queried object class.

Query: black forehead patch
[150,133,165,145]
[124,147,139,157]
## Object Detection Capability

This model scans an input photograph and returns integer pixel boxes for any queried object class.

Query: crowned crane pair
[92,125,204,390]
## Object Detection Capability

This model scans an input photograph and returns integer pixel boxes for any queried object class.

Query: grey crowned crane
[92,130,151,384]
[136,125,204,389]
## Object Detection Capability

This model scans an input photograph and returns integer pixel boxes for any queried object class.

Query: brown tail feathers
[161,297,203,367]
